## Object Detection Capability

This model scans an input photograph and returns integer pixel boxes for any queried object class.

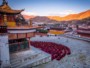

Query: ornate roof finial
[2,0,8,5]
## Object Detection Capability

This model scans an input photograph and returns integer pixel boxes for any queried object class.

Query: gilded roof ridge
[0,0,24,14]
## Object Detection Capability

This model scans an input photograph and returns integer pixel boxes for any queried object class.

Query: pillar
[28,37,31,48]
[26,33,30,48]
[0,34,10,68]
[17,33,20,50]
[29,19,32,27]
[4,14,7,26]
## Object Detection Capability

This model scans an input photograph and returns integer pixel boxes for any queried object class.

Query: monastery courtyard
[31,35,90,68]
[0,0,90,68]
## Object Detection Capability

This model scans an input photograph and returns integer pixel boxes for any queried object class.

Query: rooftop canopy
[0,0,24,14]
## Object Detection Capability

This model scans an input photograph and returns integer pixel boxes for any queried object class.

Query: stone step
[18,54,51,68]
[11,53,51,68]
[10,52,41,66]
[10,52,41,63]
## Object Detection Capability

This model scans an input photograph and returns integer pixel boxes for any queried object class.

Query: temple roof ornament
[0,0,24,14]
[2,0,8,5]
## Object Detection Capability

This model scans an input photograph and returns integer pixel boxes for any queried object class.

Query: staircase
[10,46,51,68]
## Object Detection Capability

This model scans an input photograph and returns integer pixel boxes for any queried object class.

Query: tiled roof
[0,1,23,14]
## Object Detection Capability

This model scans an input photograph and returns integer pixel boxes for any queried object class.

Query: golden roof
[0,0,23,14]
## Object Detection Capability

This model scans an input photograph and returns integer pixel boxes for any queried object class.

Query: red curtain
[7,15,14,22]
[0,14,4,25]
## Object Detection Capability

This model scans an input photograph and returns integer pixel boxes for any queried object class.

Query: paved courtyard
[31,36,90,68]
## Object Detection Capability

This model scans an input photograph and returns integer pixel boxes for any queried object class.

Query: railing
[0,26,7,33]
[9,41,29,53]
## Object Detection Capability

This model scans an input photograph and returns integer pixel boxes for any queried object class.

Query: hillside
[47,10,90,21]
[22,10,90,24]
[31,16,59,23]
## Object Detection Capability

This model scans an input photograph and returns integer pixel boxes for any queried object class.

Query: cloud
[21,11,38,16]
[64,10,76,14]
[48,10,76,17]
[21,10,76,17]
[59,10,76,17]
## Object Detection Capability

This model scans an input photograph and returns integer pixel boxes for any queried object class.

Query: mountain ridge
[47,10,90,21]
[23,10,90,21]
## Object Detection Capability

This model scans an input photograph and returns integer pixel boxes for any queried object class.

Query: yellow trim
[49,30,64,35]
[7,22,16,27]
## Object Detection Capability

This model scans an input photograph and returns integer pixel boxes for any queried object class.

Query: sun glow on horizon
[22,10,77,17]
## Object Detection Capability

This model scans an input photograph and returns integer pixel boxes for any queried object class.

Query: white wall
[0,34,10,67]
[8,29,36,33]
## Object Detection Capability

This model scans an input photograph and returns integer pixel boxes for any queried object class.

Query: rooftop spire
[2,0,8,5]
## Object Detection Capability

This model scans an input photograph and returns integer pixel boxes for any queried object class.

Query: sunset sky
[1,0,90,16]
